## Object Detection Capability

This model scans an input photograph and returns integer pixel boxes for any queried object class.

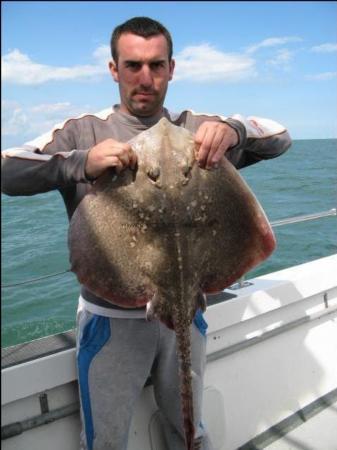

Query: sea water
[1,139,336,347]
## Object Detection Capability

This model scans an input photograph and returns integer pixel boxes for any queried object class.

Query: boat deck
[239,391,337,450]
[265,401,337,450]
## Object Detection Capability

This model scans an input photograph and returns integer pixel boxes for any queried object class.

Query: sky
[2,1,337,148]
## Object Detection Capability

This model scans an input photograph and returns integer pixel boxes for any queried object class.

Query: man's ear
[109,61,119,83]
[169,59,175,81]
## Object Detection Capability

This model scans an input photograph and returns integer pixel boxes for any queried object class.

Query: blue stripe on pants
[77,315,111,450]
[193,309,208,336]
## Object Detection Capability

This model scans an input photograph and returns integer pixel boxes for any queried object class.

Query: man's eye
[126,62,141,70]
[151,62,165,70]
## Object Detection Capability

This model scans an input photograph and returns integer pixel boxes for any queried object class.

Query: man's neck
[113,104,167,127]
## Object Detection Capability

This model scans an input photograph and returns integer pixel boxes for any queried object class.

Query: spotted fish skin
[69,118,276,450]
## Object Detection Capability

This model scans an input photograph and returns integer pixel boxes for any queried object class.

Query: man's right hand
[85,139,138,180]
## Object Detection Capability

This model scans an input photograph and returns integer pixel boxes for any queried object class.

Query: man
[2,16,291,450]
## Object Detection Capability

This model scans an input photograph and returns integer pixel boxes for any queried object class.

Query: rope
[1,269,72,288]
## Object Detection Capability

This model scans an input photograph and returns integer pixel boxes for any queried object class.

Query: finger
[194,122,208,145]
[205,128,226,169]
[129,150,138,170]
[123,147,138,170]
[110,146,137,170]
[197,128,213,168]
[199,128,224,169]
[104,143,131,157]
[104,145,132,167]
[194,124,208,167]
[107,156,125,173]
[118,151,132,168]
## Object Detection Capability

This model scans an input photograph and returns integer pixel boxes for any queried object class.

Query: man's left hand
[195,121,239,170]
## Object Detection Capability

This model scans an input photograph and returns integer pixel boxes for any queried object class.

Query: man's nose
[139,65,153,87]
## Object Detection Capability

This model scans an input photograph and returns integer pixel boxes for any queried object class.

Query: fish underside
[69,118,276,450]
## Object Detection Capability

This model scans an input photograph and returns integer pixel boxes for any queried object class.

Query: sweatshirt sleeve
[1,117,92,196]
[224,114,292,169]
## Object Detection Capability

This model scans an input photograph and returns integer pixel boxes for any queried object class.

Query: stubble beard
[125,86,168,118]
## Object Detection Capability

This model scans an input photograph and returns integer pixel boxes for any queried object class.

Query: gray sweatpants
[76,307,213,450]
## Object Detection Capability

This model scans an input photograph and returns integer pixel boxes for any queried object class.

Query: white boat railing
[270,207,336,227]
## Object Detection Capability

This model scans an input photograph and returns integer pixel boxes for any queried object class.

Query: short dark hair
[110,16,173,62]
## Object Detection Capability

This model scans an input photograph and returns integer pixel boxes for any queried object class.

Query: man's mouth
[136,94,153,98]
[134,91,156,97]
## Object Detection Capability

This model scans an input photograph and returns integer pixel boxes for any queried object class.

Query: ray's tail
[172,315,195,450]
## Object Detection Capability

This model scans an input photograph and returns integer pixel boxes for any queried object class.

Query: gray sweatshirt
[1,105,291,313]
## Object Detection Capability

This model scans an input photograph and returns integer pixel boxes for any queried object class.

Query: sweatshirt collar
[112,104,169,129]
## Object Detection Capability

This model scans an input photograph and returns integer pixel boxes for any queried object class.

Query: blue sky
[2,1,337,147]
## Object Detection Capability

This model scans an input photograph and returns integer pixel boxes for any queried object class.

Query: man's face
[109,33,175,117]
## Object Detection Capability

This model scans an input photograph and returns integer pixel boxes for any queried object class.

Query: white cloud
[174,44,256,82]
[310,43,337,53]
[30,102,70,112]
[2,100,93,140]
[92,45,111,65]
[266,49,294,68]
[2,43,256,86]
[2,100,28,136]
[306,72,337,81]
[89,43,258,83]
[2,38,311,87]
[246,36,303,54]
[2,48,108,85]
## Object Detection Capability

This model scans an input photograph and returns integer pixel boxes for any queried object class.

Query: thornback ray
[68,118,276,450]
